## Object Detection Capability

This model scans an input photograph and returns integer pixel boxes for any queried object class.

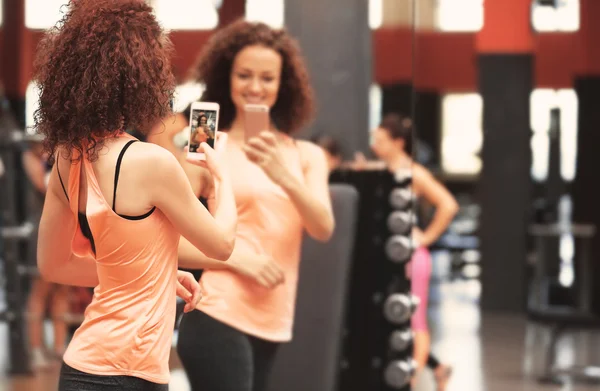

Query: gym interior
[1,0,600,390]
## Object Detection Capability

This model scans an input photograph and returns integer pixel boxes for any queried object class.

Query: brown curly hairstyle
[33,0,176,161]
[190,19,315,134]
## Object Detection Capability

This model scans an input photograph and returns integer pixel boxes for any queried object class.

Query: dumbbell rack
[331,169,417,391]
[0,129,34,375]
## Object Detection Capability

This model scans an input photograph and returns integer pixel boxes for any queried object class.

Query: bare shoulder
[126,141,181,178]
[411,163,434,181]
[296,139,324,156]
[296,140,327,170]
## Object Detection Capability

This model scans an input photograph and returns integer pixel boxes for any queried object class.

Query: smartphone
[244,104,269,142]
[188,101,220,160]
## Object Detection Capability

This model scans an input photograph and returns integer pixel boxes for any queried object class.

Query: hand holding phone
[244,104,269,143]
[188,101,220,160]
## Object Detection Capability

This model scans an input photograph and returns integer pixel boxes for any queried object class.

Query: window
[173,82,205,113]
[436,0,484,32]
[151,0,218,30]
[530,89,578,182]
[369,84,382,132]
[26,0,219,30]
[0,0,3,27]
[369,0,383,30]
[26,0,69,30]
[441,93,483,175]
[25,81,40,133]
[532,0,579,32]
[246,0,284,29]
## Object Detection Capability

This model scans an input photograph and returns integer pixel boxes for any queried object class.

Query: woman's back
[57,134,180,383]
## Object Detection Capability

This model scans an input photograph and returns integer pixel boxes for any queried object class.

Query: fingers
[185,156,208,168]
[256,262,285,289]
[189,281,202,308]
[267,262,285,285]
[214,132,228,153]
[247,137,270,153]
[176,271,203,312]
[200,142,223,181]
[258,131,277,146]
[243,144,268,165]
[175,281,192,302]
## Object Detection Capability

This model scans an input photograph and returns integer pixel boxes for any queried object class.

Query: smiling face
[230,45,282,114]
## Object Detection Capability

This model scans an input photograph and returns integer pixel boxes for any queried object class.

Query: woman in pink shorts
[370,113,459,390]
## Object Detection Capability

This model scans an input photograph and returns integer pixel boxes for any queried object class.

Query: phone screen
[189,108,218,153]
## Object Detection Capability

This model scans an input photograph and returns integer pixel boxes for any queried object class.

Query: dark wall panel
[285,0,372,158]
[478,54,533,312]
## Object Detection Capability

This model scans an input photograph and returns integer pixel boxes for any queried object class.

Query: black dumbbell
[383,293,420,324]
[387,211,414,235]
[389,188,412,210]
[383,358,417,389]
[394,168,413,185]
[385,235,413,263]
[389,329,414,352]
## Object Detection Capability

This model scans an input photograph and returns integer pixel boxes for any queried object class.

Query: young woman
[175,20,335,391]
[33,0,237,389]
[370,113,457,390]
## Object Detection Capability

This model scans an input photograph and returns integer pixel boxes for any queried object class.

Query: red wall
[373,28,586,91]
[18,28,588,95]
[22,28,592,95]
[3,7,598,97]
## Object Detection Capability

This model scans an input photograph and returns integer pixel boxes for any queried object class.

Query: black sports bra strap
[112,140,138,212]
[56,154,69,202]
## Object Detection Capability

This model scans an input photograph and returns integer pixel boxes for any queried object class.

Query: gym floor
[0,280,599,391]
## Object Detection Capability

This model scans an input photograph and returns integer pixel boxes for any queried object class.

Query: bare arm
[244,133,334,242]
[178,237,233,270]
[37,164,99,287]
[279,141,334,242]
[412,164,459,247]
[148,144,236,262]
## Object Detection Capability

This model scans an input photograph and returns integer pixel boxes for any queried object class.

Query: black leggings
[58,362,168,390]
[176,310,280,391]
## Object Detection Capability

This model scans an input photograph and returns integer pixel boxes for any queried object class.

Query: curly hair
[190,19,315,134]
[33,0,176,161]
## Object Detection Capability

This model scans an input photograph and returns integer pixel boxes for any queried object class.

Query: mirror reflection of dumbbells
[383,293,420,324]
[385,235,414,263]
[384,358,418,389]
[387,211,416,234]
[394,168,413,186]
[389,188,413,210]
[389,328,414,352]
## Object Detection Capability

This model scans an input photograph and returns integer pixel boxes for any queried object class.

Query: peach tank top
[197,136,304,342]
[62,135,180,384]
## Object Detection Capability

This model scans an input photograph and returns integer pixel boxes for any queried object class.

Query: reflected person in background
[370,113,458,390]
[175,19,335,391]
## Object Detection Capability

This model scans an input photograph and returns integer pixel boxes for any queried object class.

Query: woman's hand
[243,131,290,185]
[176,270,202,313]
[412,227,425,248]
[229,248,285,290]
[186,134,229,212]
